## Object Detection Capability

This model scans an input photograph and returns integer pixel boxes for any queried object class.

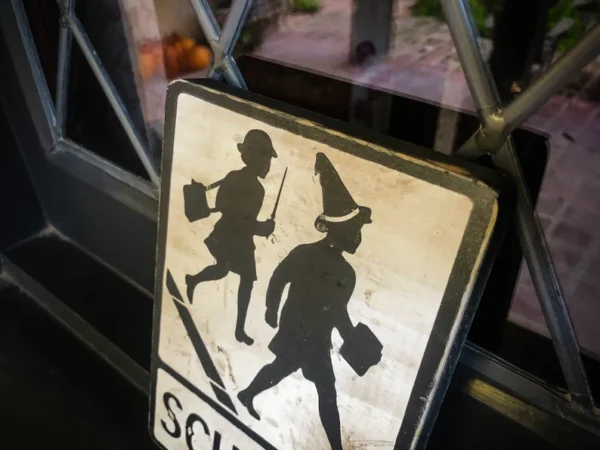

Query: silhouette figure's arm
[254,219,275,237]
[206,179,222,191]
[242,183,274,238]
[334,271,356,342]
[265,251,294,320]
[337,309,354,342]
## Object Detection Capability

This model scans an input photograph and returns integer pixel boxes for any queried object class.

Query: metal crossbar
[55,0,160,186]
[188,0,253,88]
[443,0,600,412]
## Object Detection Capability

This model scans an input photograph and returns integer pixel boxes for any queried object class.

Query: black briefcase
[183,180,210,222]
[340,322,383,377]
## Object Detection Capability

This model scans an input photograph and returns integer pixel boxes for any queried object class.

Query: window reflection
[149,0,600,363]
[21,0,600,362]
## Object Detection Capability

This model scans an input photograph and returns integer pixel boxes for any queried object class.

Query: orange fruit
[173,40,184,56]
[174,42,189,72]
[164,45,179,78]
[181,37,195,51]
[187,45,212,71]
[164,32,178,46]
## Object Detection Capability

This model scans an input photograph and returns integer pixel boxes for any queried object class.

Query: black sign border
[150,79,508,450]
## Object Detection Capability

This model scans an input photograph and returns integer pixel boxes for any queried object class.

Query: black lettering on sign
[161,392,182,438]
[159,387,245,449]
[213,432,221,450]
[186,413,210,450]
[212,432,240,450]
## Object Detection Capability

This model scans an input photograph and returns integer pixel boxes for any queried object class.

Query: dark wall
[0,98,46,251]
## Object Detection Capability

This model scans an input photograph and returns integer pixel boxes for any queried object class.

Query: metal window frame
[1,5,159,219]
[55,0,160,185]
[2,0,599,433]
[442,0,600,413]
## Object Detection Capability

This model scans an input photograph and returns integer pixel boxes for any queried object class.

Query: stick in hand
[271,168,288,221]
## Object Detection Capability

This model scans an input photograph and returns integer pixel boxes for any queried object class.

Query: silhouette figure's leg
[237,357,296,420]
[235,277,254,345]
[186,263,228,302]
[315,381,343,450]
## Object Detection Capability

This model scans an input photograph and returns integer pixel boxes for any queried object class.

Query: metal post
[56,0,74,137]
[64,12,160,186]
[442,0,595,411]
[442,0,499,120]
[220,0,253,57]
[188,0,220,42]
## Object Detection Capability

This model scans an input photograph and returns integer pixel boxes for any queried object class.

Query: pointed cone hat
[314,152,371,230]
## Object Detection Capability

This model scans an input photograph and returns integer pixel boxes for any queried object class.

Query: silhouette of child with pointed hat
[238,152,372,450]
[186,129,277,345]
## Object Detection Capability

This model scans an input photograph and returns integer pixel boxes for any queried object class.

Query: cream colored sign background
[155,92,473,449]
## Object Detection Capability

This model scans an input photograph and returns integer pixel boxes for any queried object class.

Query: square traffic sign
[151,80,505,450]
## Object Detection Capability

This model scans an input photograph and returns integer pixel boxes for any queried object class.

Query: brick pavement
[254,0,600,358]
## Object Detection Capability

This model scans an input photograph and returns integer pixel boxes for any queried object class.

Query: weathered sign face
[151,81,502,450]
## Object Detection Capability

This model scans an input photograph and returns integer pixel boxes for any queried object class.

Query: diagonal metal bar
[502,24,600,137]
[188,0,220,42]
[442,0,595,411]
[61,9,160,186]
[460,24,600,156]
[56,0,74,137]
[219,0,253,59]
[10,0,57,141]
[188,0,253,89]
[493,141,596,413]
[442,0,500,118]
[226,56,246,85]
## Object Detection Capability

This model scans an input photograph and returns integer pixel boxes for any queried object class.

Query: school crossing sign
[151,81,504,450]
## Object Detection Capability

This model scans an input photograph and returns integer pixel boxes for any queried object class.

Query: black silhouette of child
[237,152,372,450]
[186,130,277,346]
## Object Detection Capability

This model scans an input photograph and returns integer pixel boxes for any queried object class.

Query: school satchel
[340,322,383,377]
[183,180,210,222]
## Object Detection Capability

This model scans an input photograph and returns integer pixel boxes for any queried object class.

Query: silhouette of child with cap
[186,129,277,346]
[237,152,373,450]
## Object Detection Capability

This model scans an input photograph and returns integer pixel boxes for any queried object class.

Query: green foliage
[411,0,598,52]
[410,0,501,37]
[409,0,444,20]
[547,1,599,52]
[291,0,320,14]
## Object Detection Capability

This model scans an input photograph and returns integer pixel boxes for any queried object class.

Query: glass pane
[124,0,200,142]
[66,42,151,178]
[123,0,284,139]
[511,102,600,361]
[65,0,161,178]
